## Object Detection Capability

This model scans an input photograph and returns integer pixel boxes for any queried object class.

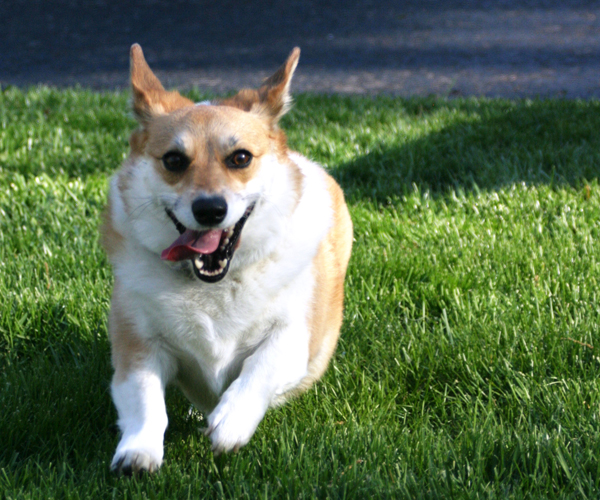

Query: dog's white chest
[122,250,308,400]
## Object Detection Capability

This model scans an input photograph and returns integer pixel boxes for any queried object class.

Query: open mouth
[161,204,255,283]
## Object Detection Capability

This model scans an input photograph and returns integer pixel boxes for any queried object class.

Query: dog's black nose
[192,195,228,226]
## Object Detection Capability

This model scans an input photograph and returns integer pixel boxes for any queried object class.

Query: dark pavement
[2,0,600,97]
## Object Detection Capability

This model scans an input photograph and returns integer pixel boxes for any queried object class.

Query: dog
[101,44,353,474]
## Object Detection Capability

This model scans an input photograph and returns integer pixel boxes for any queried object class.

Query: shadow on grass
[332,99,600,203]
[0,337,114,467]
[0,332,202,475]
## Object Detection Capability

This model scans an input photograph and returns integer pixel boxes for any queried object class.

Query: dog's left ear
[223,48,300,124]
[257,47,300,122]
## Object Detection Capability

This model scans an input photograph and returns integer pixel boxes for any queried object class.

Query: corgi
[101,44,353,475]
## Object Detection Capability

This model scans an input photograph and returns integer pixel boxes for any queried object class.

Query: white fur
[109,149,333,459]
[111,369,168,471]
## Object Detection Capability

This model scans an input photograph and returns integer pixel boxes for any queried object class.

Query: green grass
[2,87,600,498]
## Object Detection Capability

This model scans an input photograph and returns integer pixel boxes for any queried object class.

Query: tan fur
[220,47,300,122]
[145,106,272,192]
[130,44,193,121]
[129,129,148,157]
[286,158,304,208]
[100,199,124,259]
[109,282,150,383]
[271,173,352,406]
[304,174,353,384]
[220,88,261,113]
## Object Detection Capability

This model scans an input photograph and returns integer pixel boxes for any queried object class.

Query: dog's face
[122,45,300,282]
[143,105,273,283]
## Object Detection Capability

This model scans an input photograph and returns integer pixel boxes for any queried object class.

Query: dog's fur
[101,44,353,474]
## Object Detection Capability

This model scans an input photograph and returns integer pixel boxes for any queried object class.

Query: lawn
[2,87,600,498]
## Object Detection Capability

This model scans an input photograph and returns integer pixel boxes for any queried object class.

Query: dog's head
[122,44,300,283]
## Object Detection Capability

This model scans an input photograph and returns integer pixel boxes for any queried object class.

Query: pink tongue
[161,229,223,262]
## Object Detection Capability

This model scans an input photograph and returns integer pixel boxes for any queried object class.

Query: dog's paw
[111,449,162,476]
[206,390,268,455]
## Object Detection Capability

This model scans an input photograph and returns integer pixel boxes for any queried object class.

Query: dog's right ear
[130,44,193,124]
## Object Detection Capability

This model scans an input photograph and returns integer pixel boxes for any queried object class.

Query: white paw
[206,389,268,455]
[111,448,163,475]
[111,435,164,475]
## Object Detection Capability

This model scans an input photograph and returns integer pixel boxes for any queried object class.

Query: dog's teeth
[194,259,204,269]
[218,259,227,269]
[223,237,230,246]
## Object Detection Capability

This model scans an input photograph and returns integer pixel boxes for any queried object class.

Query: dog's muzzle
[161,204,255,283]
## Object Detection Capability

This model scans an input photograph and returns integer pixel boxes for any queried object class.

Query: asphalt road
[2,0,600,98]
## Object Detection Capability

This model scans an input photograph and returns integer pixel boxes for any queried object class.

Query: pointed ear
[257,47,300,122]
[130,44,193,123]
[223,48,301,123]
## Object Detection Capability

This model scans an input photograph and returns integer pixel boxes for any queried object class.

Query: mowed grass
[2,87,600,499]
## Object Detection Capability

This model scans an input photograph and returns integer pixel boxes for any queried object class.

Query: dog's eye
[162,151,190,173]
[226,150,252,169]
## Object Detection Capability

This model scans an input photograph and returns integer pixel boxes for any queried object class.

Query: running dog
[102,44,353,474]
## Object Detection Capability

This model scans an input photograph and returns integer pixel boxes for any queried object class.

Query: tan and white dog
[101,44,353,474]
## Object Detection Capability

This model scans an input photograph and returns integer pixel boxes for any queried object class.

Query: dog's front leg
[108,289,172,474]
[110,367,169,474]
[206,323,309,454]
